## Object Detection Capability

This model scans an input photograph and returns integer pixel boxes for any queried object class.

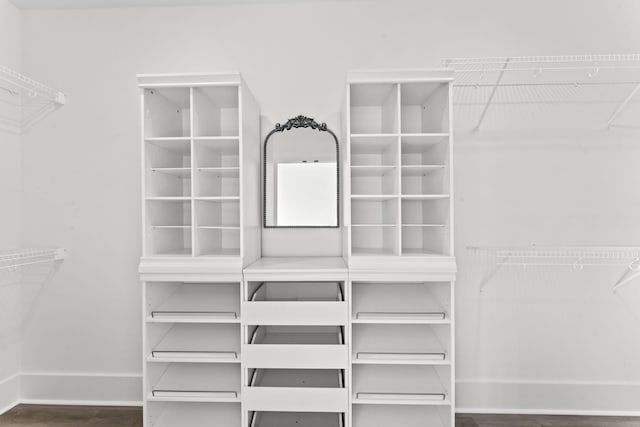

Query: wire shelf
[468,245,640,292]
[443,54,640,131]
[469,245,640,267]
[0,65,67,134]
[0,247,67,271]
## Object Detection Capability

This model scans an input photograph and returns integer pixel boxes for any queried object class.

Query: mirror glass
[264,116,339,227]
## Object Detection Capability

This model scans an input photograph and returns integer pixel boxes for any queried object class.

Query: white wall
[16,0,640,413]
[0,0,22,413]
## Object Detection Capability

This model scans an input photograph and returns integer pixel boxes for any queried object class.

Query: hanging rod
[0,247,67,271]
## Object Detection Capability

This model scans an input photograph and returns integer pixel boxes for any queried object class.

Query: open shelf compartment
[146,401,240,427]
[146,282,240,323]
[195,198,240,227]
[145,199,192,256]
[195,166,239,197]
[351,225,399,257]
[195,227,240,257]
[352,404,451,427]
[351,198,398,227]
[400,82,449,134]
[147,167,191,198]
[144,87,191,138]
[352,323,450,365]
[352,282,450,324]
[401,166,447,196]
[401,134,449,166]
[350,135,398,167]
[147,363,240,402]
[146,139,191,169]
[350,83,399,134]
[194,138,239,168]
[352,364,451,405]
[192,86,239,137]
[147,323,240,363]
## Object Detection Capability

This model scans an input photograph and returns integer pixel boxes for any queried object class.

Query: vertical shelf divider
[190,87,197,257]
[395,84,402,257]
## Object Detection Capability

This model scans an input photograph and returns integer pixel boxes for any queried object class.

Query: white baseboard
[456,379,640,416]
[0,374,19,416]
[20,373,142,406]
[4,375,640,417]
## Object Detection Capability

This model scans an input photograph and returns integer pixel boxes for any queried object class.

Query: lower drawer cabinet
[244,369,347,412]
[249,411,344,427]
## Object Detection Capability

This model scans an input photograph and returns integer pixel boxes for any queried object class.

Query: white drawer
[243,301,348,325]
[244,387,348,412]
[249,411,344,427]
[243,344,348,369]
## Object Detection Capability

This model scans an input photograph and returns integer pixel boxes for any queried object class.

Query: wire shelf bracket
[0,65,67,134]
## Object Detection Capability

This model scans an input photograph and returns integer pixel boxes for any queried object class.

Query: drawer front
[243,302,348,325]
[243,345,348,369]
[243,387,348,412]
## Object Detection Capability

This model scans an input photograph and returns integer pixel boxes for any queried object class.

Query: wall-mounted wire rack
[0,247,67,271]
[443,54,640,131]
[467,245,640,292]
[0,65,67,134]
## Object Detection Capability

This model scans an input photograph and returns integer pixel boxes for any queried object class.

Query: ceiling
[10,0,314,9]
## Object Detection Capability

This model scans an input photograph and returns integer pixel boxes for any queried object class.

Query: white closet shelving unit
[346,70,457,427]
[0,65,67,134]
[138,73,260,427]
[346,70,456,272]
[138,73,261,275]
[139,69,456,427]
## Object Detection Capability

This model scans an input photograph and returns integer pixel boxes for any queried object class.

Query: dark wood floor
[1,405,640,427]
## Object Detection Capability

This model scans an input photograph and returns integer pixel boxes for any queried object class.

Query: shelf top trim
[347,68,454,84]
[137,72,242,88]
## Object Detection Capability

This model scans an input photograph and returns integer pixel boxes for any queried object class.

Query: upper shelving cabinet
[346,70,456,271]
[138,73,260,273]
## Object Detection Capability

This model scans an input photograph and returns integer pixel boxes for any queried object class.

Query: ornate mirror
[264,115,339,228]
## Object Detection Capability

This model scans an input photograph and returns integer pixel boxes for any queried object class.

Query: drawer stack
[242,258,350,427]
[144,280,243,427]
[350,280,454,427]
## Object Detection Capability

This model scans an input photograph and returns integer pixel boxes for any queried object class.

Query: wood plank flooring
[1,405,640,427]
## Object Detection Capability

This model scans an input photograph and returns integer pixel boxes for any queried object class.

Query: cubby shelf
[348,71,453,259]
[139,73,259,262]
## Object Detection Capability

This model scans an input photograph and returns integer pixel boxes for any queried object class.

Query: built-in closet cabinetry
[139,70,455,427]
[347,70,456,427]
[138,73,260,427]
